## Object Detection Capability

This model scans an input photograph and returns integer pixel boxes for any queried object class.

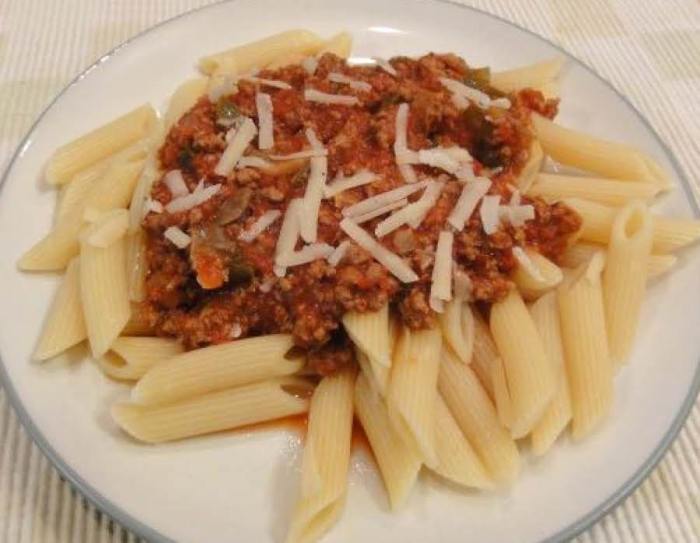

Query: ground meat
[141,52,581,374]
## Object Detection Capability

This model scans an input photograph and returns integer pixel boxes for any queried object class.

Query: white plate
[1,1,699,542]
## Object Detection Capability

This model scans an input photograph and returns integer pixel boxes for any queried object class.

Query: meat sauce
[140,53,580,375]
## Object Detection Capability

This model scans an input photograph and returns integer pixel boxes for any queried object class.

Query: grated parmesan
[399,163,418,183]
[324,170,377,198]
[328,72,372,92]
[374,181,443,237]
[299,128,328,244]
[480,195,502,235]
[440,77,491,109]
[430,230,454,312]
[342,181,428,218]
[301,56,319,75]
[500,204,535,227]
[164,226,191,249]
[240,76,292,90]
[274,198,303,277]
[353,198,408,224]
[340,218,418,283]
[269,148,327,160]
[236,156,273,169]
[446,177,492,230]
[164,170,189,198]
[373,57,397,76]
[238,209,282,243]
[214,117,258,176]
[165,183,221,214]
[144,198,164,214]
[255,92,274,150]
[277,242,334,267]
[490,97,512,109]
[327,240,351,266]
[304,89,359,106]
[417,148,460,173]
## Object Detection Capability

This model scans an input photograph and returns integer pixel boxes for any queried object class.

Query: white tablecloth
[1,1,700,541]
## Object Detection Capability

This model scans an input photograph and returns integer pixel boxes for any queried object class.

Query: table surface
[1,0,700,541]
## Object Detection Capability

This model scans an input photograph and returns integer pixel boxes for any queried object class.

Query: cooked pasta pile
[19,29,700,543]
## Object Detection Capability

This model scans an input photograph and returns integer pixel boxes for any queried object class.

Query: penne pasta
[490,58,564,95]
[287,369,356,543]
[19,159,146,271]
[529,292,572,455]
[490,289,556,438]
[319,31,352,58]
[342,305,391,368]
[532,114,657,183]
[438,299,474,364]
[439,351,520,485]
[562,241,676,279]
[355,348,389,397]
[80,211,131,358]
[98,337,183,381]
[431,395,493,489]
[515,140,544,192]
[131,334,301,405]
[199,30,324,76]
[563,198,700,253]
[529,173,660,206]
[127,132,164,232]
[354,374,422,509]
[45,104,156,185]
[122,303,154,336]
[557,252,613,439]
[387,326,442,467]
[33,258,87,361]
[512,248,563,301]
[164,77,208,129]
[126,230,147,302]
[112,377,313,444]
[603,202,653,366]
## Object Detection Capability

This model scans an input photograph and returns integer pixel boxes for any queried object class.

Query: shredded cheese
[269,149,327,160]
[145,198,163,214]
[277,243,334,267]
[490,97,512,109]
[208,73,236,102]
[417,148,460,173]
[480,195,501,234]
[446,177,492,230]
[305,127,324,151]
[255,92,274,150]
[274,198,303,277]
[342,181,428,218]
[164,170,189,198]
[399,163,418,183]
[513,246,545,282]
[324,170,376,198]
[353,198,408,224]
[327,240,350,266]
[510,190,521,207]
[240,76,292,90]
[214,117,258,176]
[164,226,192,249]
[339,218,418,283]
[501,204,535,227]
[301,56,319,75]
[430,230,454,312]
[299,128,327,243]
[238,209,282,243]
[165,183,221,214]
[328,72,372,91]
[440,77,491,108]
[304,89,359,106]
[374,181,443,237]
[236,156,272,169]
[373,57,397,76]
[394,103,410,159]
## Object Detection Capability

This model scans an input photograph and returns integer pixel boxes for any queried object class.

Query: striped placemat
[1,0,699,541]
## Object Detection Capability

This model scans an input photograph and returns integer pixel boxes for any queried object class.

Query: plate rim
[1,1,698,542]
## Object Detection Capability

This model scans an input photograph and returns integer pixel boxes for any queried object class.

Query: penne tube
[80,212,131,358]
[438,299,474,364]
[532,115,656,183]
[46,104,156,186]
[515,140,544,192]
[131,334,300,405]
[342,305,391,367]
[199,30,325,75]
[387,326,442,467]
[164,77,207,129]
[98,337,183,381]
[529,292,572,455]
[33,258,87,361]
[562,242,676,279]
[112,377,313,444]
[122,303,154,336]
[126,230,147,302]
[490,289,556,438]
[18,159,146,271]
[512,248,563,301]
[439,351,520,485]
[603,202,653,366]
[287,369,356,543]
[355,348,388,398]
[128,130,164,232]
[431,395,493,489]
[529,173,660,206]
[490,58,564,95]
[354,374,421,509]
[557,252,613,439]
[563,198,700,253]
[319,32,352,58]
